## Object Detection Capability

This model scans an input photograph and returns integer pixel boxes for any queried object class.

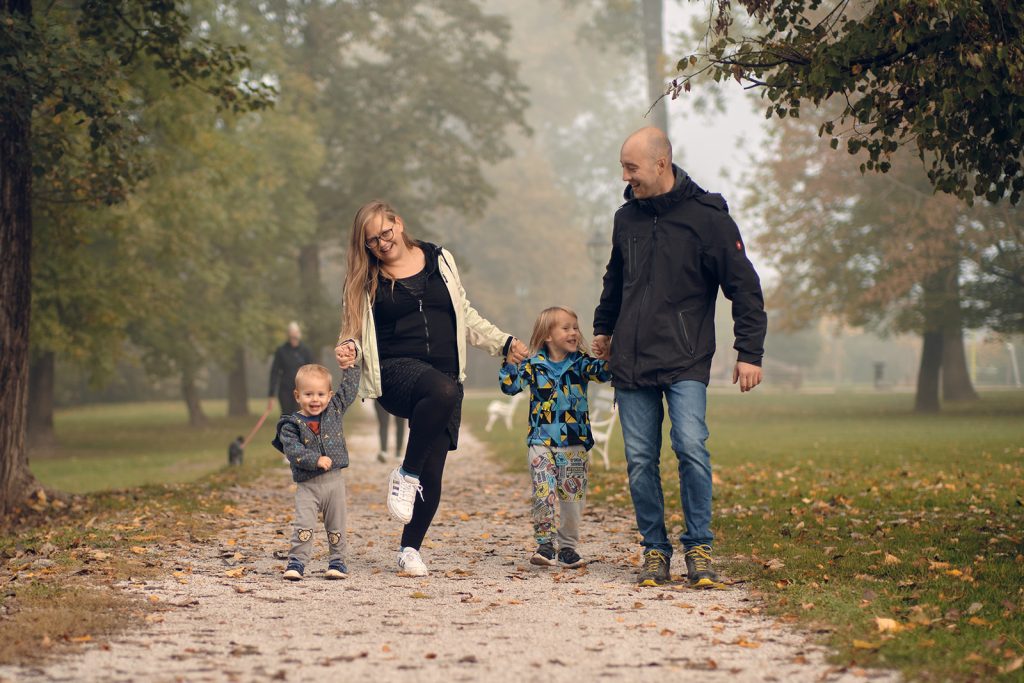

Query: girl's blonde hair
[528,306,588,356]
[340,200,417,342]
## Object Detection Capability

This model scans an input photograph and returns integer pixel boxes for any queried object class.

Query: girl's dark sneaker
[638,549,670,586]
[684,545,720,588]
[530,542,557,566]
[283,561,304,581]
[325,560,348,580]
[557,547,585,568]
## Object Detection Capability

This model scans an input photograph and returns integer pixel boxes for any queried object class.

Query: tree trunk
[226,346,250,417]
[27,351,56,447]
[0,0,42,514]
[181,366,208,428]
[941,327,979,401]
[914,330,942,413]
[298,242,326,351]
[641,0,668,133]
[914,268,946,413]
[937,265,979,401]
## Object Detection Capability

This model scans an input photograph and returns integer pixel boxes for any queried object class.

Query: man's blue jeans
[616,380,713,557]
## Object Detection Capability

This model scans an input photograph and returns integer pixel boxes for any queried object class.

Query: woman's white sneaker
[397,546,428,576]
[386,467,422,524]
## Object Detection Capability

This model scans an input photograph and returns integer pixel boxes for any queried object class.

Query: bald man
[592,127,767,588]
[269,322,317,414]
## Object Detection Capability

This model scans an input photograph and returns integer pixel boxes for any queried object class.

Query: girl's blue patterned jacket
[498,350,612,450]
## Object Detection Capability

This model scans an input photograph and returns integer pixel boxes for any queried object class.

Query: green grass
[466,389,1024,682]
[30,399,286,492]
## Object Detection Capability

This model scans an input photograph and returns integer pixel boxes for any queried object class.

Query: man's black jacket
[593,166,767,389]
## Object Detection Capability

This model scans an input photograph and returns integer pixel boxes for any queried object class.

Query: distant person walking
[269,322,317,414]
[592,127,767,588]
[374,401,406,463]
[336,199,527,577]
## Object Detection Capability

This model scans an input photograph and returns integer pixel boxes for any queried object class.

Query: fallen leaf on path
[130,546,148,555]
[410,591,430,599]
[224,567,247,578]
[233,586,252,594]
[883,553,901,565]
[734,638,761,648]
[852,639,880,650]
[68,635,92,643]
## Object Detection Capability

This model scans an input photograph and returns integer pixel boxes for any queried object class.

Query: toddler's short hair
[294,364,333,390]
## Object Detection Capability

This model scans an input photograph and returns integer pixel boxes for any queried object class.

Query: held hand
[733,361,763,393]
[317,455,333,470]
[335,341,356,369]
[506,338,529,365]
[592,335,611,360]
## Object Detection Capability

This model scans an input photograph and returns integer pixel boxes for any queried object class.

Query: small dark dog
[228,436,244,466]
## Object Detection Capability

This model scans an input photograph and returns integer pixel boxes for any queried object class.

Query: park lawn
[466,389,1024,682]
[1,399,317,666]
[29,399,287,492]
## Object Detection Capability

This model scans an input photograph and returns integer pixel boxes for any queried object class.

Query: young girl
[498,306,612,568]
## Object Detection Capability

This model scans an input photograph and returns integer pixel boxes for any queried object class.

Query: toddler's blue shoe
[283,560,304,581]
[325,560,348,580]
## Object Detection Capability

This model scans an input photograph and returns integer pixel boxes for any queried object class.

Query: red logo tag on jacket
[735,240,743,250]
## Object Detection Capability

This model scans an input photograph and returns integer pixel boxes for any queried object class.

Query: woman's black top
[373,243,459,374]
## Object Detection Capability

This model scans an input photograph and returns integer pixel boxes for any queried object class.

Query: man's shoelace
[643,550,667,572]
[687,546,713,571]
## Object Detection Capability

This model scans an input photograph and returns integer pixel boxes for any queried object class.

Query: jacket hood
[622,164,708,214]
[531,350,582,376]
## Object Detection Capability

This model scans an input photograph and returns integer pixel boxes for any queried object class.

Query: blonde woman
[336,200,528,577]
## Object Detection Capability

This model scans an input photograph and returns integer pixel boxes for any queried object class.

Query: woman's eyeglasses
[365,226,395,250]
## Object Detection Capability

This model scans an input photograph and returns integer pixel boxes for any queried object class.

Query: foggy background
[38,0,1024,420]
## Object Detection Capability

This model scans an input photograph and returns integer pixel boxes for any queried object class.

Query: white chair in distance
[485,392,524,432]
[588,385,618,470]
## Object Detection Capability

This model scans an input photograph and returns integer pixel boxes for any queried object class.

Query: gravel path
[2,405,897,682]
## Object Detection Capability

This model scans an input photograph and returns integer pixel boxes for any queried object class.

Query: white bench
[588,385,618,470]
[484,392,524,432]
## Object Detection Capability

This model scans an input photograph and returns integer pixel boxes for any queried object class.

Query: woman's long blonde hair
[527,306,588,356]
[340,200,417,342]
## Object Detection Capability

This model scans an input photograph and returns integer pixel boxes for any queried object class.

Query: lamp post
[585,230,611,333]
[586,229,610,270]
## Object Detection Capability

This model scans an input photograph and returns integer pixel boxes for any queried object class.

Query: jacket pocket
[675,307,701,357]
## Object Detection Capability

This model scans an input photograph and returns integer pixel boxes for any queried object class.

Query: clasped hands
[335,340,357,369]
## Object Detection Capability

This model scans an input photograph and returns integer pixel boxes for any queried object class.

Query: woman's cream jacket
[345,246,510,400]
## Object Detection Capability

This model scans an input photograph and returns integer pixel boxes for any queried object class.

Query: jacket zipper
[632,215,657,382]
[419,299,431,356]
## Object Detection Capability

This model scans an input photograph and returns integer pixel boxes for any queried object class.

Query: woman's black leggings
[384,368,460,550]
